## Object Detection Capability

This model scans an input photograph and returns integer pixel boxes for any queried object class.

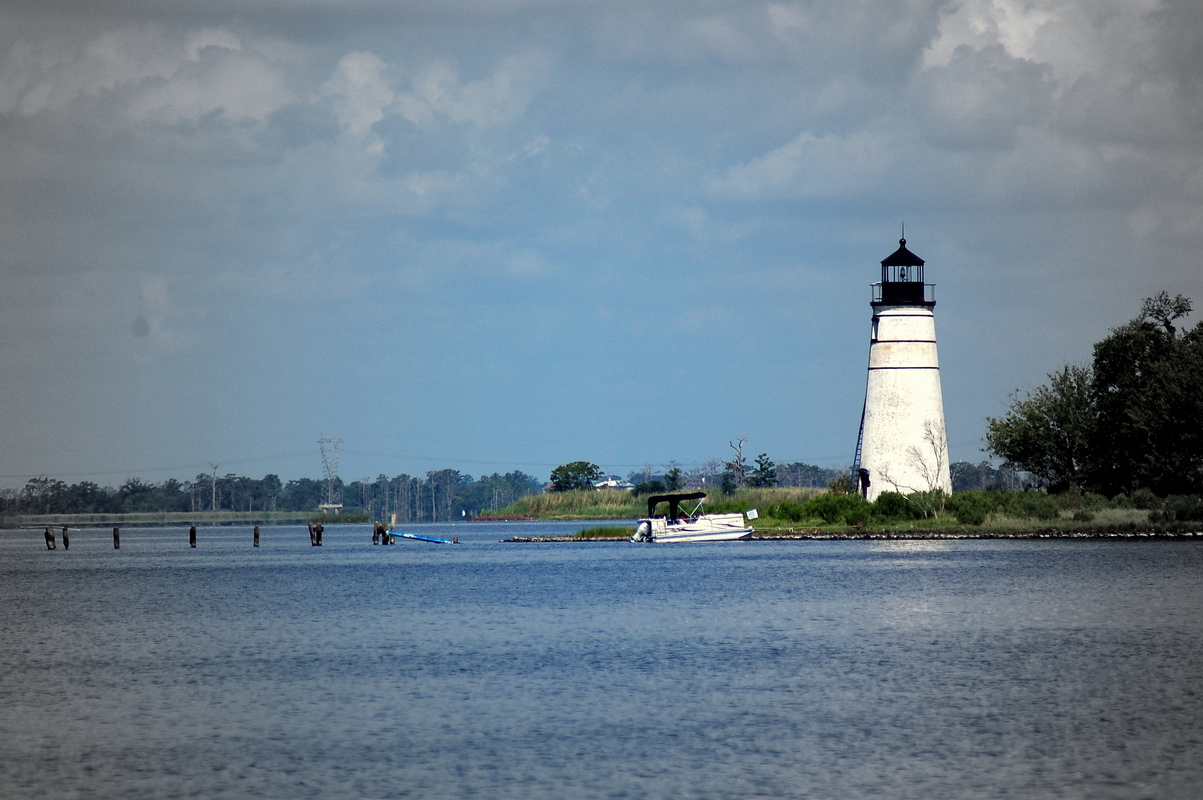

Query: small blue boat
[397,532,456,544]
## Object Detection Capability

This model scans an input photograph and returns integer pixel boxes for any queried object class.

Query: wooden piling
[113,526,120,549]
[253,525,260,547]
[307,521,316,546]
[44,526,56,550]
[314,523,323,546]
[61,526,69,550]
[189,525,197,548]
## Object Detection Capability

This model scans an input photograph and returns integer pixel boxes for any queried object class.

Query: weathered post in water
[307,521,316,546]
[113,526,120,549]
[253,525,260,547]
[372,523,380,545]
[44,527,56,550]
[314,523,323,546]
[61,526,69,550]
[189,525,197,548]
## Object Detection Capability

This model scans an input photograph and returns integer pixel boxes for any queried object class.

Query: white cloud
[915,44,1053,151]
[398,52,549,130]
[0,24,292,123]
[128,48,290,124]
[711,130,892,200]
[184,28,242,60]
[322,50,394,140]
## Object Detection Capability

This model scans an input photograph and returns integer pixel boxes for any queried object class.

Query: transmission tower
[318,434,343,513]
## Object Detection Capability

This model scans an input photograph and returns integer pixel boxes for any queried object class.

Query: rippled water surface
[2,523,1202,799]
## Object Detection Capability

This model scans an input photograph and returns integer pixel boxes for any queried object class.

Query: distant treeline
[625,461,1023,493]
[2,470,542,522]
[1,460,1025,521]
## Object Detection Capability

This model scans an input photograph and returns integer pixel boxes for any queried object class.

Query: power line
[0,451,314,482]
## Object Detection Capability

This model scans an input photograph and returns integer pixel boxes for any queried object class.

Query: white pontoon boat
[630,492,755,543]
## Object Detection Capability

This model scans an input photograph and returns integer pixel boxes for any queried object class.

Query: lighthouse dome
[881,238,924,267]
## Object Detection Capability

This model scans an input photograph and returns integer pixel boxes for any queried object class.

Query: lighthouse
[853,237,952,501]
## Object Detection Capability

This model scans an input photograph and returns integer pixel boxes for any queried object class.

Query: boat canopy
[646,492,706,519]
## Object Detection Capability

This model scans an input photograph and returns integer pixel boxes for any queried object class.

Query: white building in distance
[853,238,952,502]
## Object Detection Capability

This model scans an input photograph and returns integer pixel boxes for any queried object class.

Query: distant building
[594,476,634,490]
[853,237,952,501]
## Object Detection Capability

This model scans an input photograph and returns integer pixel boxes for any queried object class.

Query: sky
[2,0,1201,490]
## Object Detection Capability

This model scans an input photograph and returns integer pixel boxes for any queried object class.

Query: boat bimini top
[645,492,707,520]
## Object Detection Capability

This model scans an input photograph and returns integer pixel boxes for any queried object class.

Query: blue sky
[2,0,1201,489]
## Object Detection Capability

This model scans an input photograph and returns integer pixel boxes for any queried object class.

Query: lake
[2,522,1201,799]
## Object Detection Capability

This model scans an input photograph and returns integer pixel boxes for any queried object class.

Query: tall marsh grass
[496,486,825,520]
[498,489,643,519]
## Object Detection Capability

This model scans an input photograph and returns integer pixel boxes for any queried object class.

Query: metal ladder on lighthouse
[850,400,866,493]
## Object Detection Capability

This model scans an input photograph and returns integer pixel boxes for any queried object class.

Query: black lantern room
[873,238,934,307]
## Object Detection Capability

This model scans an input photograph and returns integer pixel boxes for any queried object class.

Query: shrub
[995,491,1059,521]
[872,492,913,521]
[1021,493,1060,520]
[1151,495,1203,523]
[827,478,851,496]
[767,500,808,522]
[1072,509,1095,523]
[844,503,873,527]
[1055,489,1085,512]
[803,494,872,525]
[947,491,995,526]
[1130,488,1160,510]
[907,489,948,518]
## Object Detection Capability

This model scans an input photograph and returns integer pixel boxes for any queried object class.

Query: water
[2,523,1201,799]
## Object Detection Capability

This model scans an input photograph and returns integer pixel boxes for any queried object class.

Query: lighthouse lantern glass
[884,263,923,283]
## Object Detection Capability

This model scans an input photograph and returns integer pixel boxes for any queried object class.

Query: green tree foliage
[664,466,683,491]
[747,454,777,488]
[1089,293,1203,496]
[986,292,1203,496]
[549,461,603,492]
[985,364,1094,492]
[631,479,667,497]
[950,461,1025,492]
[0,470,542,520]
[774,462,847,488]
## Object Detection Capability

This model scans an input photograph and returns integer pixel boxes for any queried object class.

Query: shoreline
[506,529,1203,542]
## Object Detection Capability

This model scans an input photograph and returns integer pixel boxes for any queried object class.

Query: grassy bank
[494,486,1203,539]
[489,486,824,521]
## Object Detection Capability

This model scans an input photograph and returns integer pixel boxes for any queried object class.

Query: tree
[631,479,666,497]
[549,461,603,492]
[1089,294,1203,495]
[664,465,683,491]
[985,293,1203,497]
[985,364,1094,492]
[775,462,847,488]
[747,453,777,487]
[721,438,748,491]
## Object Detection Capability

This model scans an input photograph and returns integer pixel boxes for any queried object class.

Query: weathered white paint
[859,304,952,501]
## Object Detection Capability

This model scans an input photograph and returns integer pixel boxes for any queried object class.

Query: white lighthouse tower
[853,237,952,501]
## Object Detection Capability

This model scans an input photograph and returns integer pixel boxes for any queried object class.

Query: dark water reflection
[2,523,1201,798]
